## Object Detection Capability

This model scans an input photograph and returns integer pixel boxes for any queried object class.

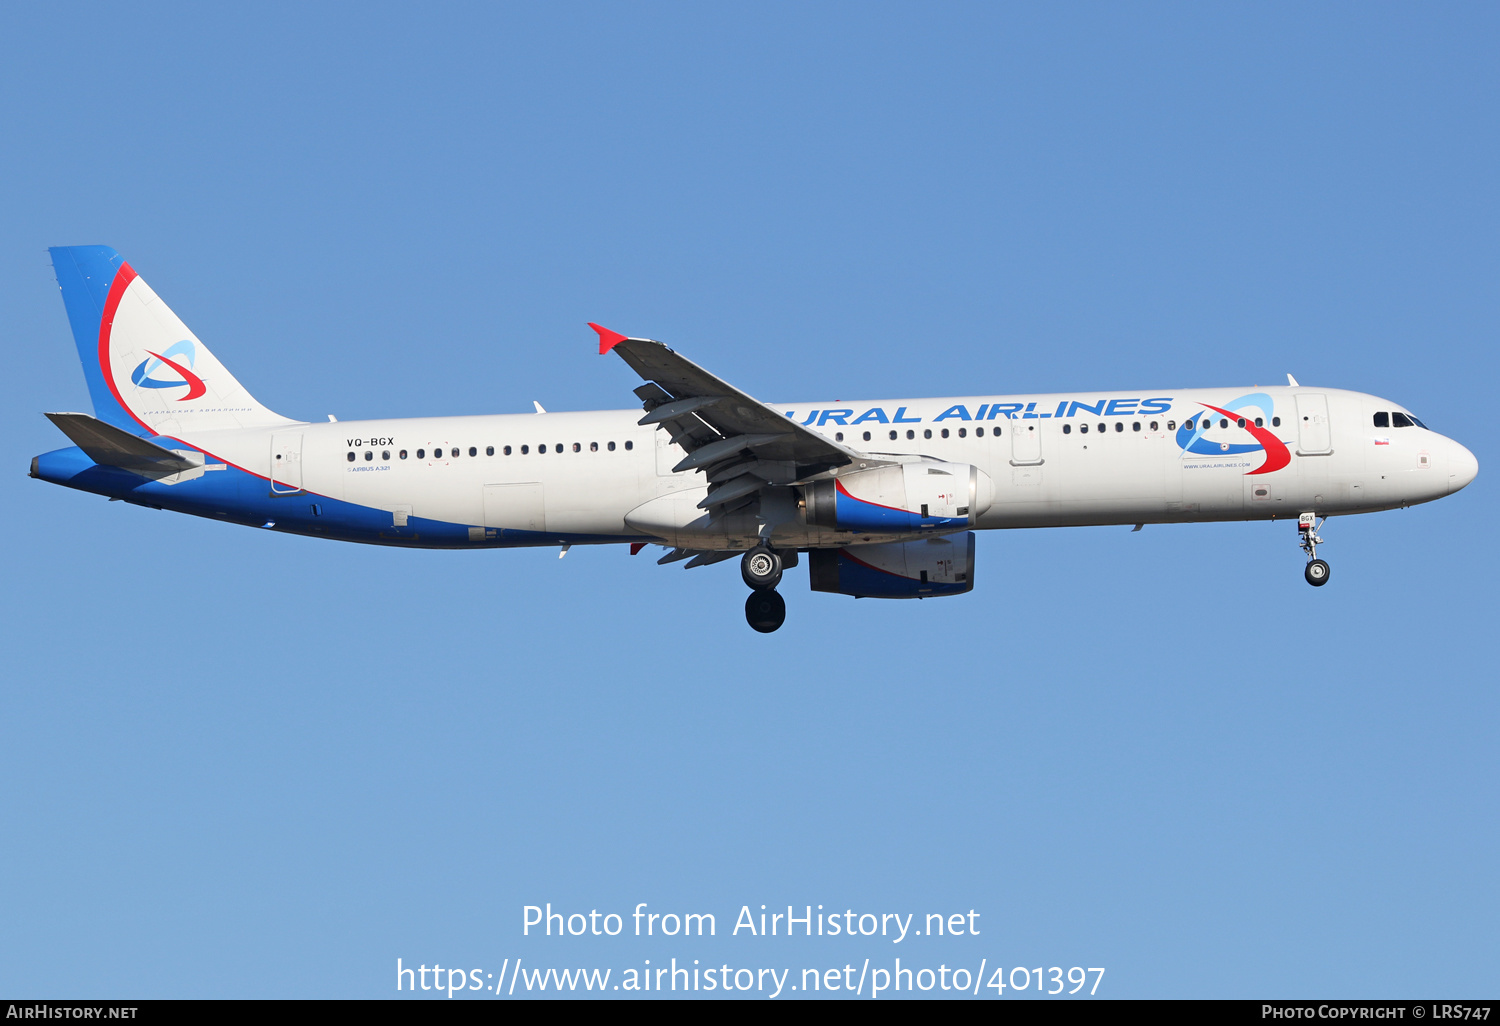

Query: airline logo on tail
[129,340,206,401]
[1174,391,1291,475]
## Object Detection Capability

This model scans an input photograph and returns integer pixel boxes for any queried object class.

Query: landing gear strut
[1298,512,1330,587]
[742,546,786,632]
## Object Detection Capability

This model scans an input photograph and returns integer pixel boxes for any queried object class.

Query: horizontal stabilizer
[45,412,200,476]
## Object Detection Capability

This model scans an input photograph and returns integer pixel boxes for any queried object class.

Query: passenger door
[1295,394,1333,455]
[270,433,302,494]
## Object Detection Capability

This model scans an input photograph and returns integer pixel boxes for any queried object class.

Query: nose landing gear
[1298,512,1330,587]
[742,546,786,632]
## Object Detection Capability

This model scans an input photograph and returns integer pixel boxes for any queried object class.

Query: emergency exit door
[1010,420,1043,465]
[656,427,687,476]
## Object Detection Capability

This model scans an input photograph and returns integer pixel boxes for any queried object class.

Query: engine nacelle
[803,460,992,534]
[809,532,975,599]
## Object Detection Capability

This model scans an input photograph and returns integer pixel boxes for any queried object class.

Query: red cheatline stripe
[98,264,153,435]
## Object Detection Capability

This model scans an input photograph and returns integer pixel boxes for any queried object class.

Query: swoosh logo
[130,340,207,401]
[1196,401,1291,475]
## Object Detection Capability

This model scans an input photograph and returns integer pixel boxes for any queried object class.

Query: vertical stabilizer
[49,246,295,437]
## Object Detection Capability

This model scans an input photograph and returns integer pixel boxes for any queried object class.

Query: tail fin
[49,246,294,437]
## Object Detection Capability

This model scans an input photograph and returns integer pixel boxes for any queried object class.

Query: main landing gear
[742,546,786,633]
[1298,512,1330,587]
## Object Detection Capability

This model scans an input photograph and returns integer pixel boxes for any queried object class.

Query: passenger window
[924,429,932,439]
[382,450,391,461]
[346,451,355,462]
[1185,419,1195,431]
[835,432,844,442]
[1149,421,1158,431]
[862,431,871,441]
[889,430,898,440]
[1063,423,1072,435]
[1392,412,1414,428]
[465,446,473,457]
[608,441,616,451]
[590,442,598,451]
[940,428,949,439]
[1132,422,1140,432]
[1272,416,1281,427]
[1254,418,1263,427]
[976,427,985,437]
[992,426,1001,436]
[572,442,581,452]
[364,451,373,461]
[521,445,529,454]
[624,440,633,450]
[486,446,494,456]
[504,445,512,455]
[958,428,967,438]
[1115,422,1124,432]
[1219,418,1228,429]
[1167,421,1176,430]
[906,430,915,440]
[399,449,408,459]
[1098,423,1106,434]
[1080,423,1088,434]
[1373,411,1389,428]
[1235,418,1245,428]
[416,448,425,459]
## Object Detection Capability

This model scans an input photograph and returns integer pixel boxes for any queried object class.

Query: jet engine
[803,460,993,533]
[808,532,976,599]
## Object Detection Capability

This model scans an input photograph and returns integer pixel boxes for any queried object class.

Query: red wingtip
[589,322,628,355]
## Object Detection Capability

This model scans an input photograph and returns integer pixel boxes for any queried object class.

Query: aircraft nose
[1448,440,1478,494]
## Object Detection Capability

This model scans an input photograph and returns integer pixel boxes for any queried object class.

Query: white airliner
[34,246,1478,632]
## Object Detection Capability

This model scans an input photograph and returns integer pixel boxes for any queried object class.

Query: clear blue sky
[2,2,1495,999]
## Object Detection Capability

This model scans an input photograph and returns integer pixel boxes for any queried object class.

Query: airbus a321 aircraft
[33,246,1478,632]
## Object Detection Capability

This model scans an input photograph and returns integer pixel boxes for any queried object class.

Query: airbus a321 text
[32,246,1478,632]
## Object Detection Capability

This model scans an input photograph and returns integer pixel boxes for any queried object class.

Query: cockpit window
[1392,412,1415,428]
[1409,414,1428,429]
[1373,411,1389,428]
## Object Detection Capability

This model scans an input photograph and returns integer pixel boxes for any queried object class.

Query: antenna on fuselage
[1286,373,1300,387]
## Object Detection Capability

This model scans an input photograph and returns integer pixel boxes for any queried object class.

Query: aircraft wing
[592,324,868,512]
